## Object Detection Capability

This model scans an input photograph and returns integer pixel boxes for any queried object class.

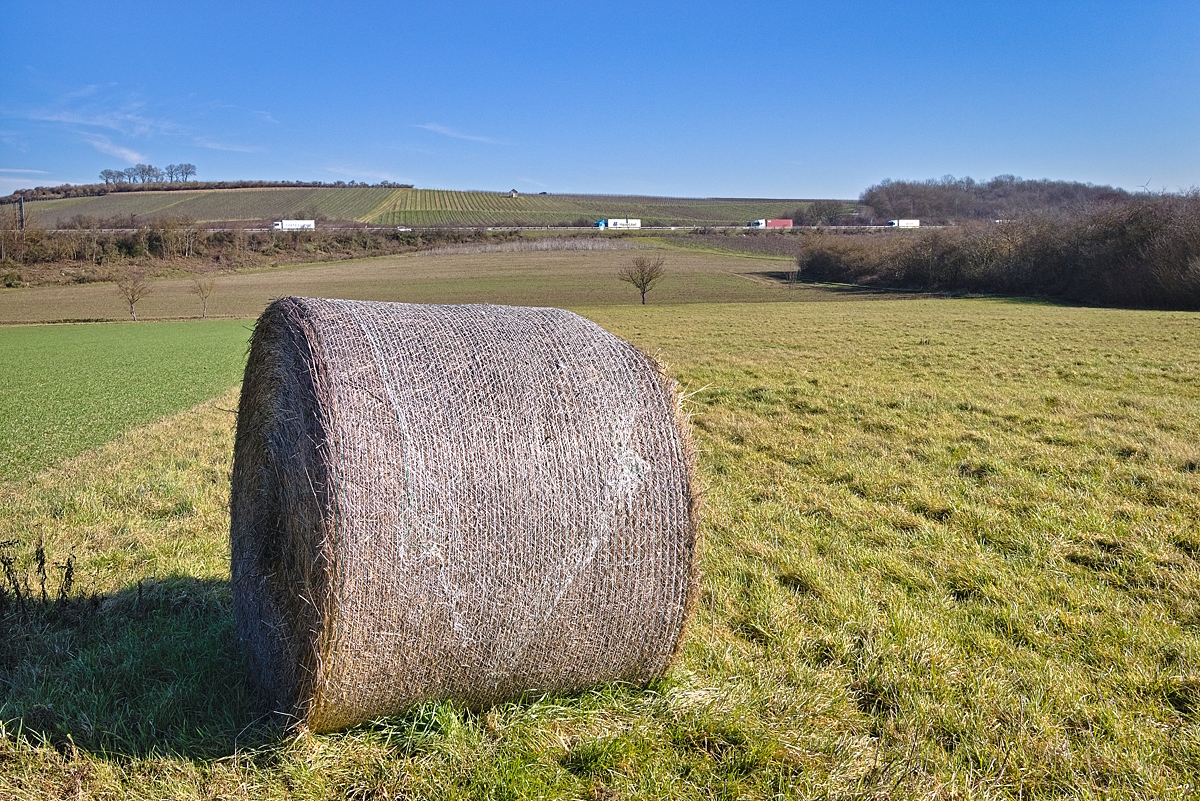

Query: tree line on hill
[771,176,1142,227]
[99,163,197,184]
[0,177,415,204]
[739,175,1150,228]
[857,175,1133,225]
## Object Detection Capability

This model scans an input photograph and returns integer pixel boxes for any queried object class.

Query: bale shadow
[749,271,938,298]
[0,575,276,759]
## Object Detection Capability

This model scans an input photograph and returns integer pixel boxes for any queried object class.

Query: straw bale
[230,297,698,732]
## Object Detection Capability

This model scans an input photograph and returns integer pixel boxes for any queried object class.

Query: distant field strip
[25,188,816,227]
[410,237,639,256]
[0,249,803,323]
[372,191,811,227]
[28,187,397,226]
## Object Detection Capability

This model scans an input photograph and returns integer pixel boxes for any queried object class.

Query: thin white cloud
[16,87,279,167]
[15,87,283,167]
[26,107,178,138]
[62,84,108,101]
[194,137,262,153]
[84,135,144,163]
[0,168,48,174]
[415,123,501,145]
[209,102,279,125]
[0,130,28,151]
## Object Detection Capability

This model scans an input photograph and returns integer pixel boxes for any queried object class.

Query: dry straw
[231,297,698,732]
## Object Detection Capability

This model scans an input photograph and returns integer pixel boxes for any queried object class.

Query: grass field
[23,187,815,228]
[2,292,1200,799]
[0,320,249,483]
[24,187,396,227]
[0,247,819,324]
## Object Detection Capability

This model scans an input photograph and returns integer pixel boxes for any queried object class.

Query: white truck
[272,219,316,231]
[887,219,920,228]
[595,218,641,230]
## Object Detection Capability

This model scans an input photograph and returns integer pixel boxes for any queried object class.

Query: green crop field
[0,320,250,483]
[2,256,1200,798]
[369,190,812,227]
[22,186,816,228]
[24,187,397,227]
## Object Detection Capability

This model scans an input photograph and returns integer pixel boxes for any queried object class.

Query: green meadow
[0,320,249,483]
[2,250,1199,799]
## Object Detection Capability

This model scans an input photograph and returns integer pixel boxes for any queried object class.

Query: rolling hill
[22,186,820,228]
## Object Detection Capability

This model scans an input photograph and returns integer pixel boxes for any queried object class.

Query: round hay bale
[231,297,698,732]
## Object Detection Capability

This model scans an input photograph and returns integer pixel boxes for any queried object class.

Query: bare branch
[116,273,149,321]
[193,276,216,319]
[617,255,666,305]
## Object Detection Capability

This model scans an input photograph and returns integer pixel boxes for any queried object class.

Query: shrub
[795,194,1200,309]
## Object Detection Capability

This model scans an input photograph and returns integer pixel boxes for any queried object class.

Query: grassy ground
[0,247,817,324]
[0,320,249,482]
[23,187,816,228]
[3,299,1199,798]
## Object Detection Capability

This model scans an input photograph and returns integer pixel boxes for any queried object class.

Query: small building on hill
[508,189,519,198]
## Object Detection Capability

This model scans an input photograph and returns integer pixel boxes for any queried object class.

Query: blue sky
[2,1,1197,198]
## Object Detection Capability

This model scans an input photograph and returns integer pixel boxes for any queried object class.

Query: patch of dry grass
[0,248,837,324]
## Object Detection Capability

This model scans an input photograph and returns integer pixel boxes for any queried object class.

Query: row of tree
[99,163,197,185]
[791,200,864,226]
[859,175,1133,224]
[0,213,515,281]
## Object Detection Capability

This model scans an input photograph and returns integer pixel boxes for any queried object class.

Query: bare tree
[178,163,197,182]
[129,163,164,183]
[193,276,216,318]
[0,205,17,262]
[618,255,666,305]
[181,222,198,257]
[794,200,848,227]
[164,164,179,182]
[116,273,149,320]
